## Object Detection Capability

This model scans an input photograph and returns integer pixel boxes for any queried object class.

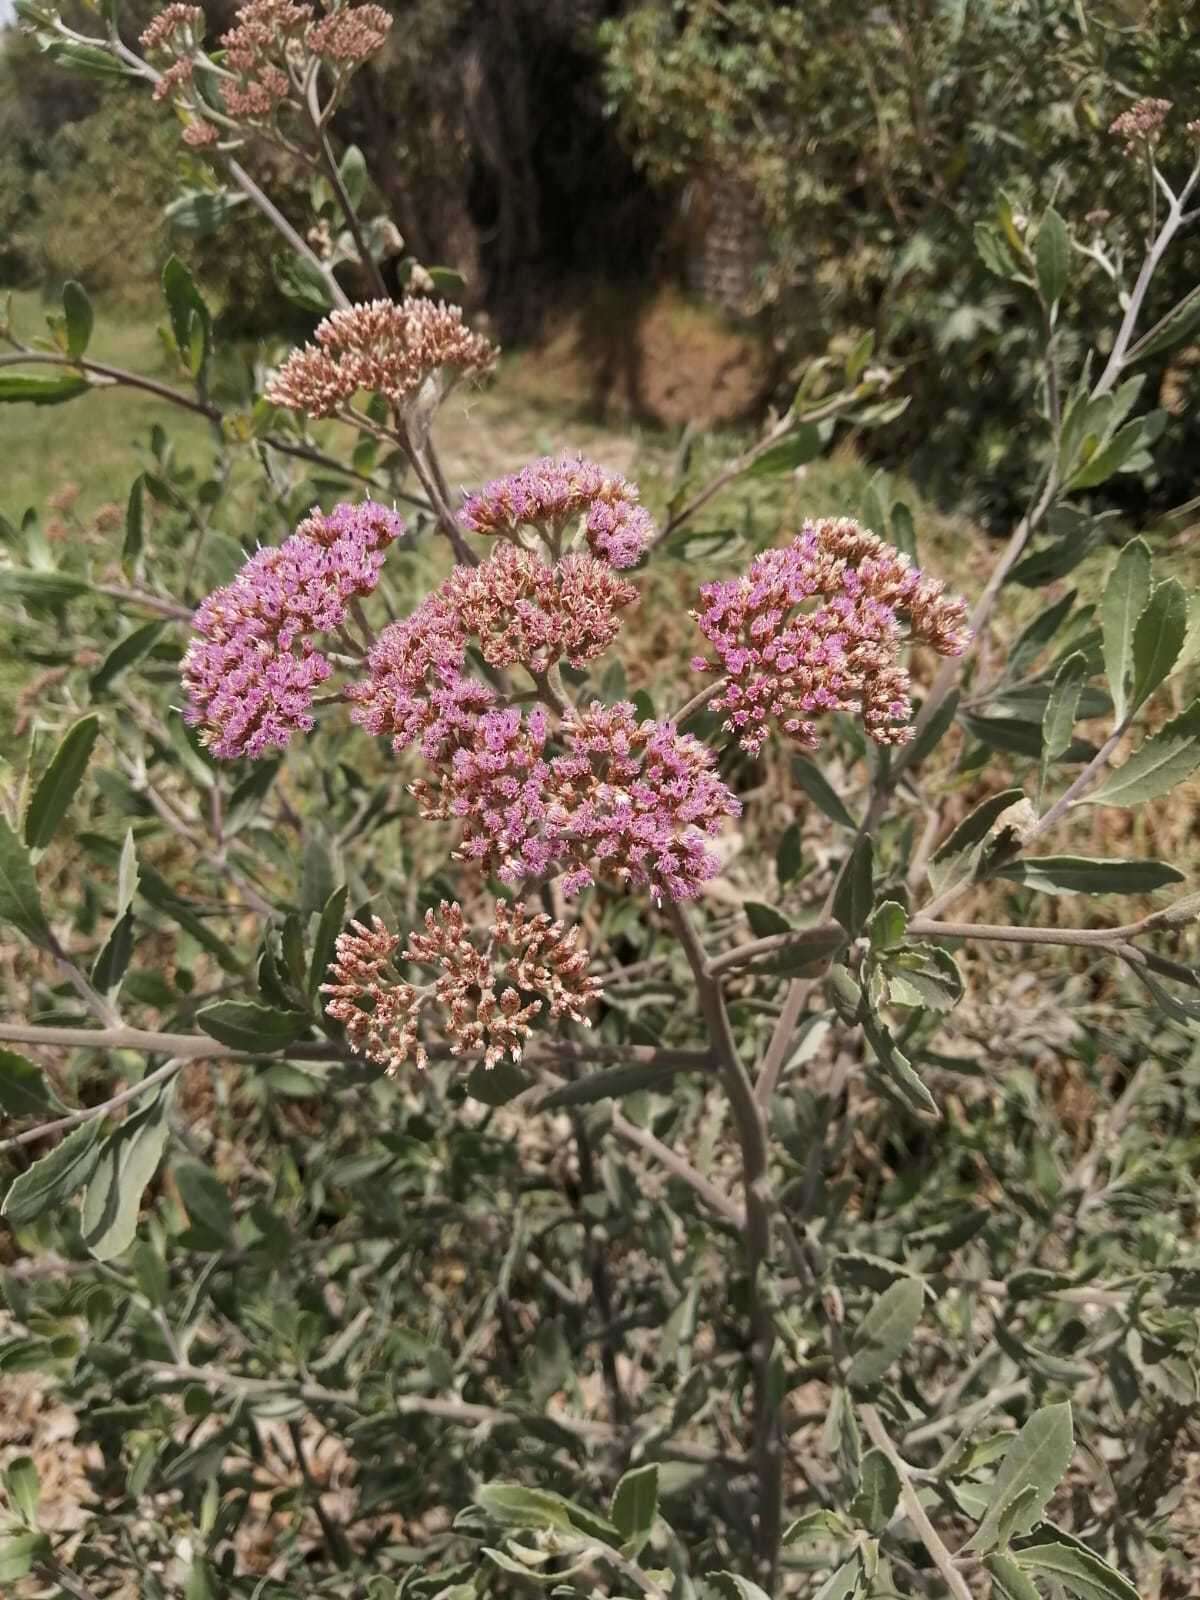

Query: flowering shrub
[3,4,1200,1598]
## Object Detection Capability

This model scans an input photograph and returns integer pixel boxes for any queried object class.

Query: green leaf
[867,900,907,952]
[782,1509,852,1545]
[81,1091,171,1261]
[197,1001,309,1053]
[1067,419,1152,490]
[611,1463,658,1545]
[810,1557,864,1600]
[1131,578,1187,711]
[889,500,917,561]
[0,1532,51,1584]
[2,1121,104,1227]
[24,714,100,850]
[0,815,51,945]
[712,1577,772,1600]
[850,1448,900,1533]
[1082,701,1200,807]
[1127,281,1200,363]
[123,475,145,573]
[0,1050,65,1118]
[996,855,1183,895]
[1016,1542,1138,1600]
[985,1554,1043,1600]
[174,1160,235,1247]
[776,820,804,885]
[0,373,91,406]
[474,1482,617,1542]
[833,835,874,938]
[969,1402,1074,1553]
[882,945,964,1012]
[933,788,1025,864]
[904,688,960,768]
[91,621,168,696]
[1041,651,1087,791]
[0,569,89,604]
[1008,591,1077,680]
[1036,207,1069,307]
[3,1455,40,1525]
[338,143,368,209]
[847,1276,924,1388]
[537,1061,683,1110]
[861,1013,938,1117]
[165,188,249,237]
[466,1058,530,1107]
[162,255,211,380]
[61,280,93,359]
[273,251,335,313]
[744,901,791,938]
[793,756,857,828]
[308,884,348,997]
[746,422,821,477]
[1101,539,1151,724]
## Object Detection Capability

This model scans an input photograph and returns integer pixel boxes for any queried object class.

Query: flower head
[444,543,638,672]
[1110,97,1172,152]
[461,454,654,569]
[306,3,392,63]
[265,298,497,419]
[550,702,741,901]
[691,516,969,756]
[182,499,404,759]
[140,3,206,54]
[322,901,601,1072]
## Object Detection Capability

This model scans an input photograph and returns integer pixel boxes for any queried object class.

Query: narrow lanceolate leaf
[933,788,1026,864]
[610,1463,658,1545]
[0,1050,66,1118]
[308,883,348,997]
[833,835,874,938]
[793,755,857,829]
[0,815,51,945]
[0,373,91,405]
[861,1012,938,1117]
[712,1576,773,1600]
[538,1061,682,1110]
[24,714,100,850]
[1082,701,1200,808]
[996,855,1184,895]
[1127,280,1200,363]
[746,422,821,477]
[1036,206,1069,307]
[81,1091,171,1261]
[1,1121,104,1226]
[1041,652,1087,779]
[1131,578,1187,711]
[846,1276,925,1388]
[1016,1541,1139,1600]
[850,1448,900,1533]
[61,280,94,358]
[1101,538,1150,725]
[985,1554,1043,1600]
[90,620,167,696]
[197,1001,309,1053]
[969,1402,1073,1552]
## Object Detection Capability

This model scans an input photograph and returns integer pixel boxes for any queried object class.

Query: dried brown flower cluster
[265,298,497,418]
[139,2,205,54]
[140,0,393,139]
[1110,97,1173,152]
[321,902,601,1073]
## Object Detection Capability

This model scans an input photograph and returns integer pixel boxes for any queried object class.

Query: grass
[1,289,218,519]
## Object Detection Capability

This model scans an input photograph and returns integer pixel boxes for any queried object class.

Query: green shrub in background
[599,0,1200,526]
[1,2,1200,1598]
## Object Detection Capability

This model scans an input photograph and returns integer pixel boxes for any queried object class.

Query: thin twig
[860,1404,973,1600]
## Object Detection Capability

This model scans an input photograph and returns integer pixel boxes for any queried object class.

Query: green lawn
[2,289,216,521]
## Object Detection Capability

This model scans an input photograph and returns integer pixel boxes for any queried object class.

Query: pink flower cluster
[182,499,404,759]
[321,901,601,1072]
[348,543,637,756]
[461,455,654,569]
[691,516,970,756]
[411,701,740,902]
